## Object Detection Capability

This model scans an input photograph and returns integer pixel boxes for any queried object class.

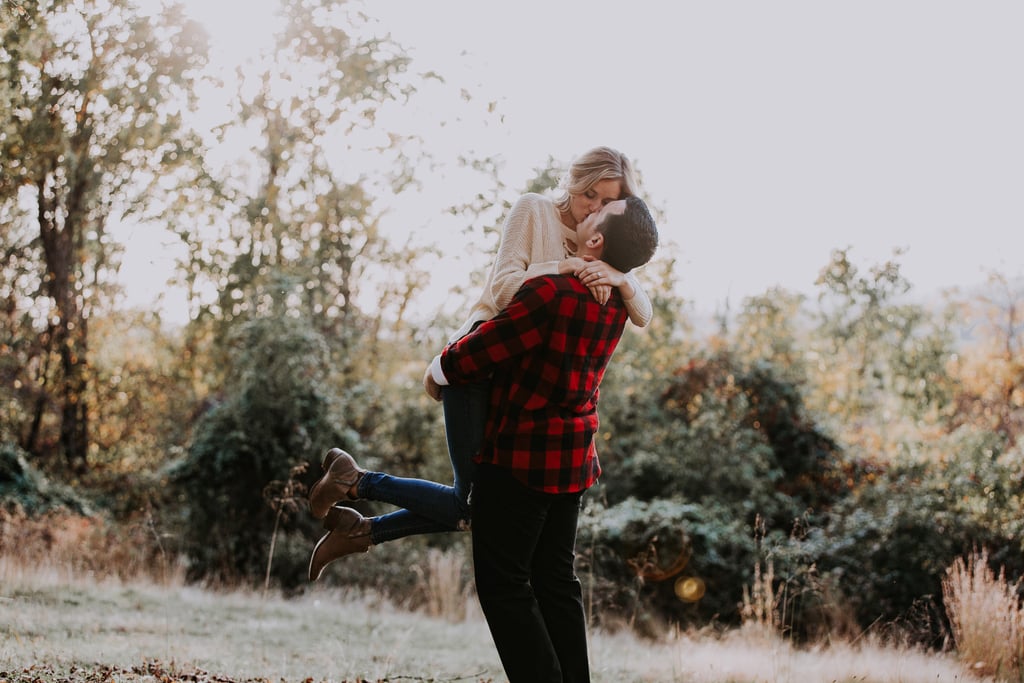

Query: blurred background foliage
[2,0,1024,648]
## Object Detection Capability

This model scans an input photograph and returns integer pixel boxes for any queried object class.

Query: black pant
[471,464,589,683]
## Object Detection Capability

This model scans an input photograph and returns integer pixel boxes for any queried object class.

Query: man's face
[576,199,627,246]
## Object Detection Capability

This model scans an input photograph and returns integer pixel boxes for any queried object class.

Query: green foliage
[578,497,760,632]
[589,349,849,632]
[802,430,1024,645]
[602,353,844,530]
[0,442,91,515]
[730,287,810,387]
[808,248,959,439]
[171,316,351,586]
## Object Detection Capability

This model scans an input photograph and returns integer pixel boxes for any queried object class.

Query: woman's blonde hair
[554,146,639,214]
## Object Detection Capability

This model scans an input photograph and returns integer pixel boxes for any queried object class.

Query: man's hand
[423,364,442,402]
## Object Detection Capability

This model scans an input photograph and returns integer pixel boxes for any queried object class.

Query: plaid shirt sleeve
[440,275,627,493]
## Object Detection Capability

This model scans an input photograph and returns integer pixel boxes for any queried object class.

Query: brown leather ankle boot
[308,448,366,519]
[307,506,372,581]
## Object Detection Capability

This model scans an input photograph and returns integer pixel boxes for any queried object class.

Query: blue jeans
[471,464,590,683]
[362,379,489,545]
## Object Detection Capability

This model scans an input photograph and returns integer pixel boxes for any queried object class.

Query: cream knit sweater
[448,192,653,342]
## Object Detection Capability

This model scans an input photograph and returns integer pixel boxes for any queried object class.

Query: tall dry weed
[943,549,1024,680]
[412,547,475,622]
[741,557,783,639]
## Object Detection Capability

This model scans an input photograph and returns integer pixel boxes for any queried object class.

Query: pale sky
[123,0,1024,320]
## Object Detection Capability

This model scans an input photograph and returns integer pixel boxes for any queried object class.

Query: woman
[307,146,653,580]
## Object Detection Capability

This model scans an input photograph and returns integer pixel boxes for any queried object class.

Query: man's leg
[532,490,590,683]
[471,464,561,683]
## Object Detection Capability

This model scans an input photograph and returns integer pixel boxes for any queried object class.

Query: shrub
[171,317,352,587]
[600,354,844,533]
[803,431,1024,645]
[577,497,761,633]
[0,442,92,515]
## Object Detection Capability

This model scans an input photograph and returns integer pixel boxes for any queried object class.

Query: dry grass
[0,552,990,683]
[943,549,1024,681]
[412,547,478,622]
[0,510,994,682]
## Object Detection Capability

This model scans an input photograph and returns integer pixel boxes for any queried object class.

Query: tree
[165,0,437,394]
[808,248,958,456]
[0,0,208,471]
[730,287,809,387]
[951,272,1024,445]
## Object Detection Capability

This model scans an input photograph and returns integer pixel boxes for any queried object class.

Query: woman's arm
[487,197,561,312]
[621,271,653,327]
[575,260,653,327]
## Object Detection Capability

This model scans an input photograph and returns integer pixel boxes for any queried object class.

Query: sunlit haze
[122,0,1024,324]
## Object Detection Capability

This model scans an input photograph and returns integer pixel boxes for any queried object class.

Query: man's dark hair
[597,195,659,273]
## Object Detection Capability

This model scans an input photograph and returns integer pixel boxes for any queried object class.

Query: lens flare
[674,576,706,603]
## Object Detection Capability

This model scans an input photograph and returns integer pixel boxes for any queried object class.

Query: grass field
[0,559,988,683]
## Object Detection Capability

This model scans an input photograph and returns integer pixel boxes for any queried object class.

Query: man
[427,195,658,683]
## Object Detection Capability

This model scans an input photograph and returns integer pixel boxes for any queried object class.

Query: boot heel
[323,505,345,531]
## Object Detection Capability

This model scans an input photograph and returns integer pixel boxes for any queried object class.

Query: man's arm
[429,276,558,390]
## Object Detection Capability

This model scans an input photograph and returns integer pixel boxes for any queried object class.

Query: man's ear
[586,232,604,251]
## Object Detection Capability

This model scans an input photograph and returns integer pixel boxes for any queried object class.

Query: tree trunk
[36,175,90,473]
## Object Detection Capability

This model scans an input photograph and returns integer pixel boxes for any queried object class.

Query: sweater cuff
[429,354,450,386]
[622,272,639,301]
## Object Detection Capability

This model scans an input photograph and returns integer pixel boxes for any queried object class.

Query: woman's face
[568,178,622,228]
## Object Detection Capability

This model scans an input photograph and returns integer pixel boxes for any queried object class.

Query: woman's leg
[354,377,490,544]
[441,378,490,517]
[357,472,461,541]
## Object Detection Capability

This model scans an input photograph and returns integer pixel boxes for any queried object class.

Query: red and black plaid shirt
[439,274,628,494]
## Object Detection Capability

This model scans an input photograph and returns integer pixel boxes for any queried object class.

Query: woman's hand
[587,283,612,305]
[558,257,587,275]
[562,256,615,304]
[575,258,626,289]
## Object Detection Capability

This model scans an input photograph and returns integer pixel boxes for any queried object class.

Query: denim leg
[359,471,461,544]
[442,379,489,514]
[356,380,486,545]
[471,464,587,683]
[369,508,450,545]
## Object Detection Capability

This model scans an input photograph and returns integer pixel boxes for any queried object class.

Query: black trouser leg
[471,464,588,683]
[531,488,589,683]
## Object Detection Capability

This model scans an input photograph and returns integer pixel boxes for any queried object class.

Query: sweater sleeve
[487,195,560,313]
[622,272,653,327]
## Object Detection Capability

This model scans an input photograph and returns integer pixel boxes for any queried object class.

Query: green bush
[582,353,847,633]
[578,497,762,634]
[801,430,1024,645]
[171,317,352,587]
[600,354,844,532]
[0,442,92,515]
